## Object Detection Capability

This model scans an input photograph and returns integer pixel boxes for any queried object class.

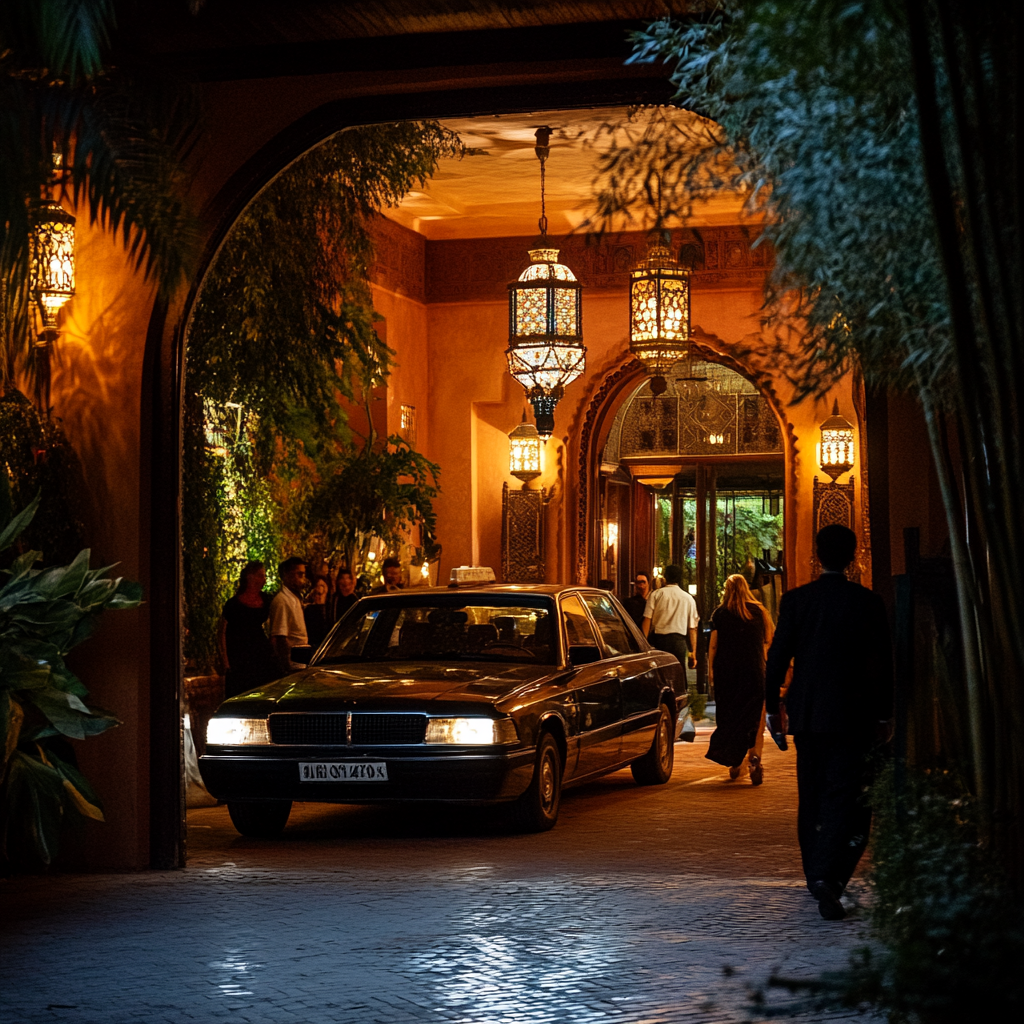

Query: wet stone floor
[1,733,882,1024]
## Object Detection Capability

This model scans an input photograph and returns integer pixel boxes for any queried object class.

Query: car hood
[222,661,560,714]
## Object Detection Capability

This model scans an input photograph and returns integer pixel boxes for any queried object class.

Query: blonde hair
[721,573,774,639]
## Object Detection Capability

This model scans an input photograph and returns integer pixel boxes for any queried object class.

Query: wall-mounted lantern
[506,127,585,437]
[818,400,855,481]
[30,200,76,329]
[508,411,542,485]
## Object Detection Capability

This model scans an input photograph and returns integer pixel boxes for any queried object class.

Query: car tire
[511,731,562,833]
[227,800,292,838]
[631,703,675,785]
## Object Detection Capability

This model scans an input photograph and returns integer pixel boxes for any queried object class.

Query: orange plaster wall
[44,215,154,869]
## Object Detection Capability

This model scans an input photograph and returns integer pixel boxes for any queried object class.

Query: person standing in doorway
[218,561,274,698]
[765,524,894,921]
[269,556,309,676]
[623,572,651,629]
[642,564,698,670]
[330,566,359,623]
[303,575,331,651]
[706,574,774,784]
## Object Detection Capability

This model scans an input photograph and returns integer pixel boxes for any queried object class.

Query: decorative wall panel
[502,484,546,583]
[811,477,860,583]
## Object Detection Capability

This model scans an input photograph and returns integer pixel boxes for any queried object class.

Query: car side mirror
[291,645,313,666]
[569,644,602,667]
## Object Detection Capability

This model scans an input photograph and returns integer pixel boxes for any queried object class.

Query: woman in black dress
[705,573,775,784]
[218,561,274,698]
[303,575,332,651]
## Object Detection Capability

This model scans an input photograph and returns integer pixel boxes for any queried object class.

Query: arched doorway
[574,349,794,689]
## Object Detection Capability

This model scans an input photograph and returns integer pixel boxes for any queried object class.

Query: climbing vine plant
[183,121,461,672]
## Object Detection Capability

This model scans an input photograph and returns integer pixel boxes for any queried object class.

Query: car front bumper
[199,746,537,804]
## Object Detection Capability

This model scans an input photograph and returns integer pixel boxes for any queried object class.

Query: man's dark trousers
[651,632,688,664]
[794,733,873,890]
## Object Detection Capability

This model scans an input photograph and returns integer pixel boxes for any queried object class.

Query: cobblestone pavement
[1,734,881,1024]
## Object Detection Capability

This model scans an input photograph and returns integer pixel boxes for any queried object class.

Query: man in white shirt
[269,556,309,675]
[642,564,699,670]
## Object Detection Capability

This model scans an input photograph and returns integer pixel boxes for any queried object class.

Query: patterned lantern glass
[629,244,690,377]
[819,400,855,481]
[30,201,76,326]
[507,248,585,394]
[508,413,542,484]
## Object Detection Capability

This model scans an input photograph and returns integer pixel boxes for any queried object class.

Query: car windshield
[315,597,557,665]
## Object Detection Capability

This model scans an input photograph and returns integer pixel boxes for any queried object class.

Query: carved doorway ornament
[502,483,546,582]
[812,477,860,582]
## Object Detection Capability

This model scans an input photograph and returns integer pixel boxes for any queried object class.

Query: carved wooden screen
[502,484,546,583]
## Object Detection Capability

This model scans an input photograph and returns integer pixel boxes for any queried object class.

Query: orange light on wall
[508,412,542,485]
[818,400,855,481]
[30,200,76,328]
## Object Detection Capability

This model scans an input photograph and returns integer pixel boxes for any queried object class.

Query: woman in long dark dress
[218,561,274,698]
[705,573,775,785]
[303,575,331,651]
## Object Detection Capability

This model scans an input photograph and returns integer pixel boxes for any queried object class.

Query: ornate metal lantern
[629,239,690,395]
[506,127,585,438]
[819,400,855,481]
[30,201,76,328]
[508,411,542,485]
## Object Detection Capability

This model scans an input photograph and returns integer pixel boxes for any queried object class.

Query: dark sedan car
[200,583,688,837]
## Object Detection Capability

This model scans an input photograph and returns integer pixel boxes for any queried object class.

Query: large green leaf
[3,750,65,865]
[0,493,39,553]
[25,689,119,740]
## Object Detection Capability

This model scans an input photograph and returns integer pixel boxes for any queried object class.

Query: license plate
[298,762,388,782]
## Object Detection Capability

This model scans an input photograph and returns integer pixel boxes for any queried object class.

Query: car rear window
[316,599,556,665]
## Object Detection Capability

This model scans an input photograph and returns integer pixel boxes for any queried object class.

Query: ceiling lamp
[629,237,690,396]
[508,411,542,485]
[819,400,855,481]
[506,127,585,438]
[30,200,76,329]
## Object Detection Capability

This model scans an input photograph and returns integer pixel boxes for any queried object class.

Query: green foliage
[182,122,460,670]
[763,765,1024,1021]
[0,387,84,564]
[0,484,142,867]
[686,682,707,724]
[300,435,441,576]
[596,1,950,402]
[1,0,199,387]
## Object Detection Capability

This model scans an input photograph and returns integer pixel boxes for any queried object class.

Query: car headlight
[206,717,270,746]
[424,717,518,745]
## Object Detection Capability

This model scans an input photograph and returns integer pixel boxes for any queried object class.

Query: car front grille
[268,713,427,746]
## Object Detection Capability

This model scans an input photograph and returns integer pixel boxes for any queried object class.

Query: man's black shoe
[809,880,846,920]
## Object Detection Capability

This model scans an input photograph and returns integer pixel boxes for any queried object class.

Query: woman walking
[218,561,275,698]
[706,574,775,784]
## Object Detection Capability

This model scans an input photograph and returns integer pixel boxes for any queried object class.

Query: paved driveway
[1,734,880,1024]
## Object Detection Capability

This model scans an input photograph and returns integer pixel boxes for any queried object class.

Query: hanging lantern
[508,411,542,484]
[819,400,855,481]
[506,127,585,438]
[629,239,690,396]
[30,201,76,328]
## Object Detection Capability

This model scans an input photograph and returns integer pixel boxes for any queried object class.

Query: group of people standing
[620,526,894,922]
[217,555,405,698]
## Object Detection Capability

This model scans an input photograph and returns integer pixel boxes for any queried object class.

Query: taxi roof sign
[448,565,497,587]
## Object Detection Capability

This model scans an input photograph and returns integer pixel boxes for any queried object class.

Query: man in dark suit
[765,524,894,920]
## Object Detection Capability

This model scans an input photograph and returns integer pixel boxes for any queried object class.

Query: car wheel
[227,800,292,838]
[631,703,675,785]
[511,732,562,833]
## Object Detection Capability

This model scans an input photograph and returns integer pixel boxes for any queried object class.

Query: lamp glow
[508,411,542,484]
[30,201,76,328]
[819,400,855,481]
[629,241,690,393]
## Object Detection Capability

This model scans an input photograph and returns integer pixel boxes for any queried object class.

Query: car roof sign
[448,566,497,587]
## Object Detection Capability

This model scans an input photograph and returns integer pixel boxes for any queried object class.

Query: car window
[560,594,599,651]
[582,593,641,656]
[317,601,555,664]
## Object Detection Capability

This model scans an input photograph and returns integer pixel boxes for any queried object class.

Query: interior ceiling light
[506,126,585,438]
[629,231,691,397]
